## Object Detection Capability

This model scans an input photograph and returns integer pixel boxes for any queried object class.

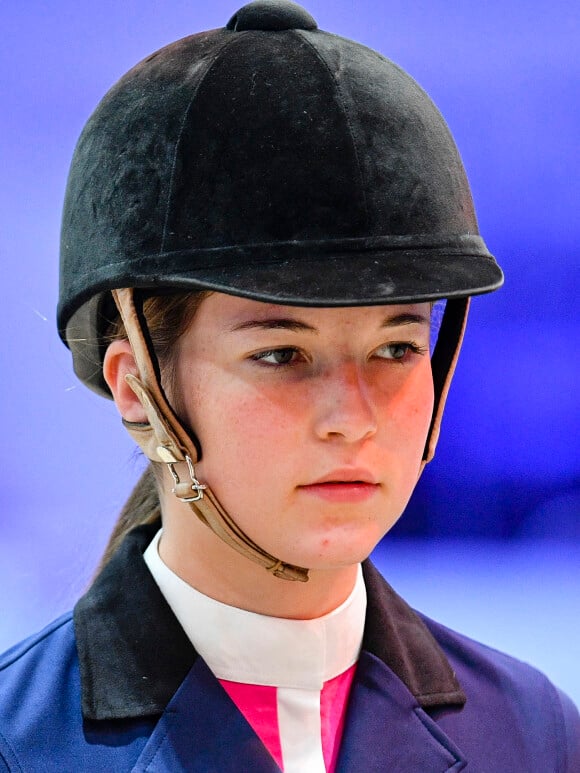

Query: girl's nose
[312,361,378,443]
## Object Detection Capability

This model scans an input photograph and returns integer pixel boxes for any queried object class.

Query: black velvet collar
[74,522,465,720]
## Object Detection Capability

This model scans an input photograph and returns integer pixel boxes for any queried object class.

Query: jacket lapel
[132,658,280,773]
[337,652,467,772]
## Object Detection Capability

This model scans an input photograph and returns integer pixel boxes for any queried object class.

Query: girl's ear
[103,339,148,423]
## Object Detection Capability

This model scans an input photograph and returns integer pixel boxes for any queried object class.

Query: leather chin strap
[112,288,309,583]
[112,288,469,583]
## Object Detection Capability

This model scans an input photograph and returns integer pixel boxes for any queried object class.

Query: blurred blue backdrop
[0,1,578,702]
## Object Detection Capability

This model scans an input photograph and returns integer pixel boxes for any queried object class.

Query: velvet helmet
[58,0,503,581]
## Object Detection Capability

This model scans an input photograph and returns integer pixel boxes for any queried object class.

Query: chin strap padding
[112,288,309,583]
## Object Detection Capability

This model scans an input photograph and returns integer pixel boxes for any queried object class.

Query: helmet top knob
[226,0,317,31]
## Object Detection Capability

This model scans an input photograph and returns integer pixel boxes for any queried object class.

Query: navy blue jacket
[1,523,578,771]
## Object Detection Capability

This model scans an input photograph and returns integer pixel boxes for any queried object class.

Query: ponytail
[92,463,161,578]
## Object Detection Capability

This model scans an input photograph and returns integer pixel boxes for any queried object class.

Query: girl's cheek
[232,392,303,442]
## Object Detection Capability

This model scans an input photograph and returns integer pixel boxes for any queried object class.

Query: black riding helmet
[58,0,503,580]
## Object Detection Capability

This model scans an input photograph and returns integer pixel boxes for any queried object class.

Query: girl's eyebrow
[228,312,429,334]
[229,318,319,333]
[381,313,430,328]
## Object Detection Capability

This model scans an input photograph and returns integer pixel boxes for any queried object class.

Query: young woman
[1,1,578,770]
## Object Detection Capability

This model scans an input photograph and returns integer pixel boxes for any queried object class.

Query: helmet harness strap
[421,297,470,469]
[112,288,309,583]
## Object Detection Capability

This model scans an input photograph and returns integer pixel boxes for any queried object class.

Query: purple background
[1,1,579,702]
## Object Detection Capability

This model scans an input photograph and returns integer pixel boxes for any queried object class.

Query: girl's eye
[251,347,303,366]
[374,342,425,361]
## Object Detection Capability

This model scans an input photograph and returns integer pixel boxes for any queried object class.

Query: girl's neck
[157,513,359,620]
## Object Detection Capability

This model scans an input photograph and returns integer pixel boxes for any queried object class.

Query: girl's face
[171,292,434,573]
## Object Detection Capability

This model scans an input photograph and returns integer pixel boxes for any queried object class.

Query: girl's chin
[275,528,391,573]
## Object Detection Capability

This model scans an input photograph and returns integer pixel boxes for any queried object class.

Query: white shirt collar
[143,529,366,689]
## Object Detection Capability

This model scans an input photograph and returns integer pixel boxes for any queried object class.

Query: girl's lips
[298,481,379,503]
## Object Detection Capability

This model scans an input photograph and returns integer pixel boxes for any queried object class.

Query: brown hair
[94,290,210,575]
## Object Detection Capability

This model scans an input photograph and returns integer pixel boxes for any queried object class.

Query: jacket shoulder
[0,615,77,770]
[0,613,75,669]
[0,613,78,707]
[0,615,152,772]
[420,613,580,771]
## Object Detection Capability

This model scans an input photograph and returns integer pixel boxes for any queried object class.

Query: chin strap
[112,288,309,583]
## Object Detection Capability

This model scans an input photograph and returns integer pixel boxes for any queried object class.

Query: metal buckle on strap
[156,445,207,503]
[169,455,207,502]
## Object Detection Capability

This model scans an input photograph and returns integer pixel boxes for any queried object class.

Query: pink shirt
[220,665,357,771]
[144,530,366,772]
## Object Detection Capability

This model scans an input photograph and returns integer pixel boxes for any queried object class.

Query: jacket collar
[74,522,466,720]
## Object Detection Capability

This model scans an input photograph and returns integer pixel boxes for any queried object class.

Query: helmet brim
[159,240,503,306]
